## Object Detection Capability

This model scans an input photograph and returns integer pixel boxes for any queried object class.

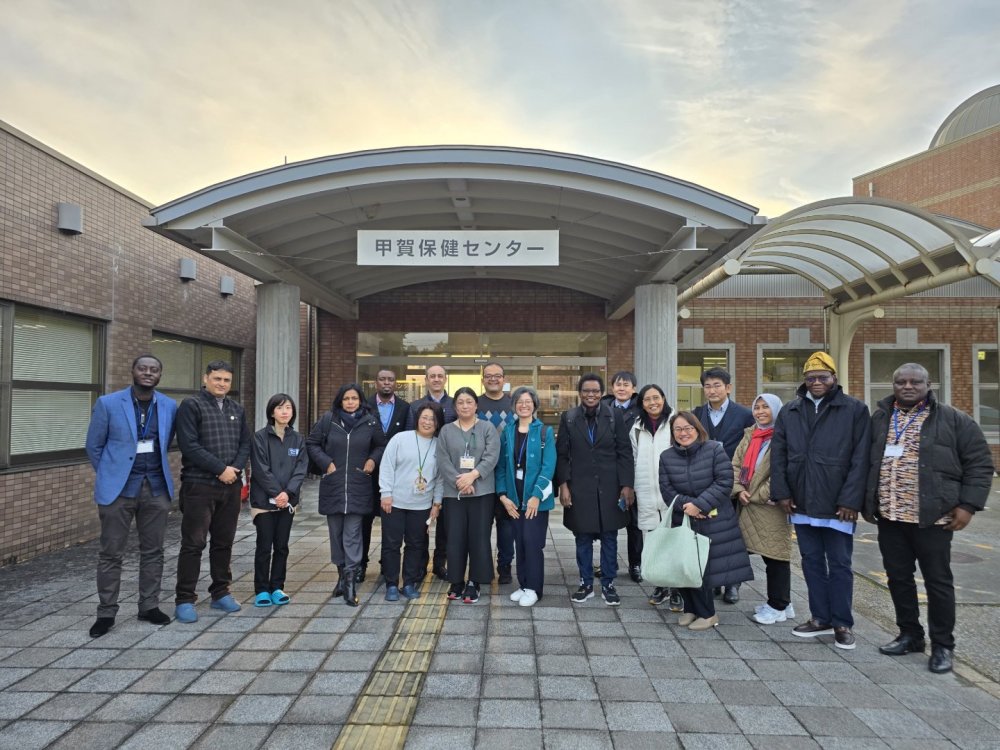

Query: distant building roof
[929,84,1000,149]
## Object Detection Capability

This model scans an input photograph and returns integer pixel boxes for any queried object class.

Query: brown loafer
[792,619,834,637]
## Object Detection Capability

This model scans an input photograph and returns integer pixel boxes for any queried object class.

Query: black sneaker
[462,582,480,604]
[497,565,513,585]
[601,584,621,606]
[629,565,642,583]
[447,582,464,600]
[571,584,594,603]
[648,587,668,606]
[668,589,684,612]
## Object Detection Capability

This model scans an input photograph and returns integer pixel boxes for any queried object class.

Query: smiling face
[482,365,505,396]
[514,392,535,419]
[415,408,438,437]
[454,392,477,419]
[425,366,447,396]
[203,368,233,398]
[642,389,664,419]
[612,378,634,403]
[672,416,697,447]
[132,357,162,390]
[579,380,602,409]
[341,389,362,413]
[752,397,773,427]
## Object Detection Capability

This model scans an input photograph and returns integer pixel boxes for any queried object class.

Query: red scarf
[739,427,773,486]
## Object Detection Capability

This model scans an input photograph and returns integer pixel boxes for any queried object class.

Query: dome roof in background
[930,84,1000,148]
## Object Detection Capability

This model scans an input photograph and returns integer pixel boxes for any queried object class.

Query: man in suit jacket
[363,369,411,581]
[693,367,754,603]
[85,354,178,638]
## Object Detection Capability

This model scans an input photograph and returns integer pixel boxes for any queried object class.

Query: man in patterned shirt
[863,363,993,674]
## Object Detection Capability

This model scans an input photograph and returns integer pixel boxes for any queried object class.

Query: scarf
[739,426,773,487]
[338,408,362,429]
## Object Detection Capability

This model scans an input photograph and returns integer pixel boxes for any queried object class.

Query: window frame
[151,332,242,403]
[756,346,819,405]
[864,344,951,407]
[972,343,998,444]
[676,346,734,411]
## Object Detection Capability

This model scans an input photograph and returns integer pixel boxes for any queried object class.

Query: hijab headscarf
[739,393,783,486]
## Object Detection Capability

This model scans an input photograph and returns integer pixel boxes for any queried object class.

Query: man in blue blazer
[85,354,177,638]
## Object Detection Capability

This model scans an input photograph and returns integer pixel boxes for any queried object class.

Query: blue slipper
[210,594,242,613]
[270,590,290,606]
[175,603,198,623]
[254,592,273,608]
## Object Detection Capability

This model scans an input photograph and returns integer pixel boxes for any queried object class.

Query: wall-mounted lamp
[179,258,197,282]
[220,276,235,297]
[678,306,692,319]
[873,306,885,319]
[57,202,83,235]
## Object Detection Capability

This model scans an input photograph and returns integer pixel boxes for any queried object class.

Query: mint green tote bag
[640,498,712,588]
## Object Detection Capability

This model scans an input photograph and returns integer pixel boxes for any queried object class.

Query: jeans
[253,509,294,594]
[575,530,618,588]
[175,481,242,605]
[795,523,855,628]
[512,510,549,596]
[381,507,431,587]
[96,482,172,617]
[877,519,955,649]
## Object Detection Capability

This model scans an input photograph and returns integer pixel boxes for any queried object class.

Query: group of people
[85,352,992,674]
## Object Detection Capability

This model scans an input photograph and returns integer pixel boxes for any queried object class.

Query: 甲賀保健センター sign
[357,230,559,266]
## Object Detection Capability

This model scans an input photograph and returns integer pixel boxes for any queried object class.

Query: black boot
[332,566,345,598]
[355,564,367,583]
[344,574,359,607]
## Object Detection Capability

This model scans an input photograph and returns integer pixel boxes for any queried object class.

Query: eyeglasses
[483,374,504,380]
[672,425,696,434]
[804,375,833,384]
[579,389,602,395]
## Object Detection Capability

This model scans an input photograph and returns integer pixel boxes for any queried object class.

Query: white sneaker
[509,588,525,602]
[518,589,538,607]
[753,603,787,624]
[755,602,796,619]
[784,603,796,619]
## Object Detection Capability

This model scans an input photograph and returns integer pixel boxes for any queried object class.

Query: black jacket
[249,426,309,509]
[368,395,411,514]
[405,392,456,428]
[864,392,994,527]
[306,405,387,516]
[659,440,752,588]
[601,393,641,430]
[175,388,252,485]
[555,403,634,534]
[770,384,871,517]
[693,400,755,460]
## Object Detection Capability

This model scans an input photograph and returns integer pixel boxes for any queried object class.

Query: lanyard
[516,431,528,467]
[586,420,596,445]
[134,397,155,440]
[892,404,925,444]
[415,433,433,479]
[461,427,477,456]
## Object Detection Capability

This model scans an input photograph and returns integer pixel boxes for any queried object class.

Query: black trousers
[175,481,242,604]
[253,509,294,594]
[625,502,643,569]
[680,577,716,618]
[761,556,791,611]
[360,511,378,568]
[877,519,956,649]
[381,506,431,587]
[445,494,494,586]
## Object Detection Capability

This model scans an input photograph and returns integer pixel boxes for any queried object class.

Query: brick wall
[0,125,258,565]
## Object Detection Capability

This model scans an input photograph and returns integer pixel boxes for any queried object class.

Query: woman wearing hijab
[307,383,386,606]
[732,393,794,625]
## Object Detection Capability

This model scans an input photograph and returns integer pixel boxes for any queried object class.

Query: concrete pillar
[827,305,883,396]
[256,282,300,430]
[634,283,678,410]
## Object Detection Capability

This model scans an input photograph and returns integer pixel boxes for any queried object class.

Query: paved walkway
[1,480,999,749]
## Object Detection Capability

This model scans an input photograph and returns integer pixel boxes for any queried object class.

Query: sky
[2,0,998,218]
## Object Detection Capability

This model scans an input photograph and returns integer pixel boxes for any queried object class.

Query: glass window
[152,334,241,403]
[677,349,729,411]
[975,347,998,443]
[1,305,104,467]
[761,349,816,404]
[868,348,944,405]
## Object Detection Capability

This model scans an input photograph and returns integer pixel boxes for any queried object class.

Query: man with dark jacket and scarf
[771,351,870,650]
[863,363,993,674]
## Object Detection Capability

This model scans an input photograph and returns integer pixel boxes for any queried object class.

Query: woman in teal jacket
[496,386,556,607]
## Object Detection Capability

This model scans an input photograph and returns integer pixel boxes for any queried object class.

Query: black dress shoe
[713,587,723,598]
[629,566,642,584]
[722,585,740,604]
[89,617,115,638]
[878,635,926,656]
[355,565,367,583]
[929,645,954,674]
[433,565,449,581]
[497,565,513,585]
[137,607,171,625]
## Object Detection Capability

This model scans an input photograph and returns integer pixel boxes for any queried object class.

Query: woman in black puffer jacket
[659,410,752,630]
[307,383,386,606]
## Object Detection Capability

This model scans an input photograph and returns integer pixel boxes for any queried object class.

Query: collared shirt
[122,397,167,498]
[376,396,395,433]
[877,402,941,524]
[707,398,730,427]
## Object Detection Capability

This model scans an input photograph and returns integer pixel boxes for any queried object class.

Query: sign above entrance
[357,230,559,266]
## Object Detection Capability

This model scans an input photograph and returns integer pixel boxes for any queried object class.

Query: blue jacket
[495,419,556,511]
[85,387,178,505]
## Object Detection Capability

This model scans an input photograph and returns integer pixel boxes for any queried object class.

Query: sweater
[379,430,444,510]
[175,388,252,485]
[436,419,500,498]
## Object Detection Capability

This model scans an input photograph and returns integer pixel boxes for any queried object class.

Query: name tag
[884,443,904,458]
[136,440,155,454]
[460,456,475,470]
[515,468,524,480]
[288,448,300,457]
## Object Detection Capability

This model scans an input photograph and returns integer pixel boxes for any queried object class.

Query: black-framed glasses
[579,388,602,395]
[672,425,696,433]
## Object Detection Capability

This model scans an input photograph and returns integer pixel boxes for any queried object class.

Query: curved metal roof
[930,84,1000,149]
[145,146,760,318]
[727,197,998,311]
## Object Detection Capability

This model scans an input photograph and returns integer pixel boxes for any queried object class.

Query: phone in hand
[617,496,627,512]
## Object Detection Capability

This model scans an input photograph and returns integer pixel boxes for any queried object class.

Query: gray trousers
[327,513,364,574]
[97,482,172,617]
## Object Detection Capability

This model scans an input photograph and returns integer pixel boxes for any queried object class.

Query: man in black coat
[771,351,870,650]
[693,367,754,603]
[363,369,410,582]
[601,371,643,583]
[557,373,635,606]
[863,363,993,674]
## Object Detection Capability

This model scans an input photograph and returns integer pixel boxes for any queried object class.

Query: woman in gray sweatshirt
[379,402,445,601]
[436,387,500,603]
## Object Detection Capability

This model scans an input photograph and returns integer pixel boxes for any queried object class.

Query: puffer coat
[659,439,753,588]
[306,406,386,516]
[732,426,791,561]
[630,419,672,531]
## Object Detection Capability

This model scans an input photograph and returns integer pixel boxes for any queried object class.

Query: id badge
[515,468,524,480]
[136,439,155,454]
[884,443,904,458]
[414,476,428,494]
[460,455,475,470]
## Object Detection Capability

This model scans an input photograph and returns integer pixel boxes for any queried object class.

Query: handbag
[640,497,712,588]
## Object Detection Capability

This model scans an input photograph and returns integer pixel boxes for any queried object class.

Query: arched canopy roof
[145,146,760,318]
[725,197,999,311]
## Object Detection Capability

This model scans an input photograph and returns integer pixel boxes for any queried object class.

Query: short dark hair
[510,386,539,413]
[132,353,163,370]
[265,393,297,427]
[700,367,731,386]
[376,369,397,379]
[412,402,444,435]
[453,386,479,403]
[483,361,505,375]
[205,360,234,375]
[669,410,709,445]
[611,371,637,387]
[577,373,604,393]
[332,383,365,411]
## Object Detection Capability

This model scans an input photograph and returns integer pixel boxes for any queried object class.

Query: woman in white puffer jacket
[629,384,681,610]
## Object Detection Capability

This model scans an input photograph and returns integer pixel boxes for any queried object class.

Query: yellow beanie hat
[803,351,836,375]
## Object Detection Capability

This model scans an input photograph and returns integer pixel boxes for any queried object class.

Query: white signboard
[358,230,559,266]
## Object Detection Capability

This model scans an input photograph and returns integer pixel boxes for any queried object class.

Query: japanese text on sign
[358,230,559,266]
